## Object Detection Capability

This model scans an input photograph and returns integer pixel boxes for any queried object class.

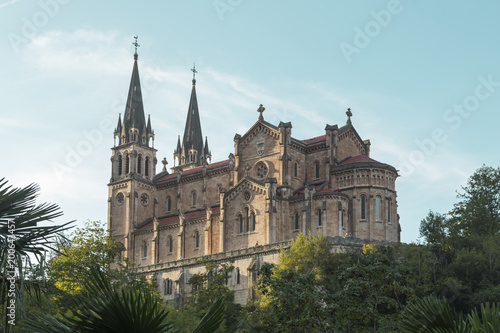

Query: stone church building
[107,50,400,304]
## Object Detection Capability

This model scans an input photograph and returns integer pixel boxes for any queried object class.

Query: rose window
[256,163,268,180]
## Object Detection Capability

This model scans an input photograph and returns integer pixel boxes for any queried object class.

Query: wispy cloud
[0,0,19,9]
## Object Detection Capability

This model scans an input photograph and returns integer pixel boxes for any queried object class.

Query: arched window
[166,197,171,212]
[168,236,173,253]
[318,209,322,226]
[164,279,172,295]
[252,213,256,231]
[195,231,200,248]
[192,192,197,207]
[137,155,142,174]
[294,212,299,230]
[239,215,243,234]
[341,210,345,227]
[315,162,320,179]
[145,157,150,177]
[236,267,240,284]
[387,198,391,223]
[125,154,130,174]
[118,155,123,176]
[143,243,147,258]
[245,208,249,232]
[376,196,381,221]
[294,162,299,178]
[361,195,366,220]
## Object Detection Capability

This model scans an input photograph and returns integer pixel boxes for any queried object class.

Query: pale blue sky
[1,1,499,243]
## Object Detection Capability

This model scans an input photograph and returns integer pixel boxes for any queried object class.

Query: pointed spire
[176,67,207,168]
[175,135,181,154]
[120,37,149,146]
[147,114,152,133]
[182,69,203,160]
[204,136,210,156]
[115,113,122,133]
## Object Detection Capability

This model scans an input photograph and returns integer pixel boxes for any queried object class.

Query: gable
[337,126,366,161]
[224,178,267,205]
[238,121,280,157]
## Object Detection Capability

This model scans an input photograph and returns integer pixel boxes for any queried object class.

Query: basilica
[107,49,400,304]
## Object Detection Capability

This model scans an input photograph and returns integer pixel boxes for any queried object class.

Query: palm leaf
[467,302,500,333]
[0,178,74,328]
[191,296,225,333]
[400,296,469,333]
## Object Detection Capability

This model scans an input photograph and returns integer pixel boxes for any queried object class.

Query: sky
[1,1,499,243]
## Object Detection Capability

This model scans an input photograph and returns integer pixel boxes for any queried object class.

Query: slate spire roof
[174,66,210,168]
[182,77,204,157]
[114,49,153,147]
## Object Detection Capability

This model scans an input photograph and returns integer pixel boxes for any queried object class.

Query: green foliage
[170,259,242,333]
[401,295,469,333]
[276,233,338,284]
[336,245,413,332]
[48,220,124,295]
[450,165,500,244]
[0,178,73,331]
[25,266,175,333]
[401,295,500,333]
[253,234,414,332]
[416,165,500,314]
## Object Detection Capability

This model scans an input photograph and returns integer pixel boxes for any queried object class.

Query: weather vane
[191,63,198,81]
[133,35,140,55]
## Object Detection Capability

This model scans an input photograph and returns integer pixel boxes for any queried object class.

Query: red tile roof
[300,135,326,145]
[138,206,221,230]
[156,159,230,182]
[338,155,380,166]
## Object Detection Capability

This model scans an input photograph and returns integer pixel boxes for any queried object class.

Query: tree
[419,211,449,251]
[336,245,413,332]
[254,234,414,332]
[448,165,500,248]
[48,220,124,295]
[252,233,339,332]
[0,178,73,331]
[25,266,228,333]
[256,264,335,332]
[169,259,242,333]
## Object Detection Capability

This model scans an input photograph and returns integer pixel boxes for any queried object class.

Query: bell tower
[108,37,157,262]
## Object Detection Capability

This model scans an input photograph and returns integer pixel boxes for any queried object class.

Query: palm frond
[191,296,225,333]
[467,302,500,333]
[400,296,469,333]
[24,314,73,333]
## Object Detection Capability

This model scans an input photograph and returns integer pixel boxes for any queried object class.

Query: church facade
[107,50,400,304]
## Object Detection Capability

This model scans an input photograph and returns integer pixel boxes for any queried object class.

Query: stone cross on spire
[133,35,140,60]
[191,63,198,85]
[257,104,265,121]
[346,108,353,125]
